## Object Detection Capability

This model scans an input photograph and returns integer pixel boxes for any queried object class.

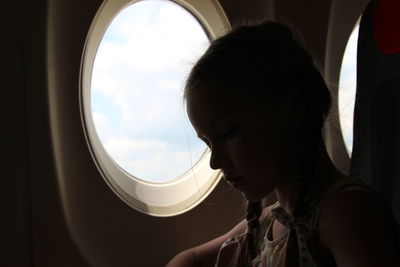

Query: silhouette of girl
[166,20,400,267]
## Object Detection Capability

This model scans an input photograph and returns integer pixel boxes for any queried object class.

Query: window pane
[91,0,208,183]
[339,21,360,156]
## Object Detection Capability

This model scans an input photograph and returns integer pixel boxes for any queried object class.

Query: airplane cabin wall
[4,0,93,266]
[4,0,33,266]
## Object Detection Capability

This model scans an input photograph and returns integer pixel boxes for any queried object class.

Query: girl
[166,20,400,266]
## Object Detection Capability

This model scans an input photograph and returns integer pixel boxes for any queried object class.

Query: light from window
[339,20,360,156]
[91,0,209,183]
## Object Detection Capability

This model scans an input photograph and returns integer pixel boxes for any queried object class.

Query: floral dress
[214,176,400,266]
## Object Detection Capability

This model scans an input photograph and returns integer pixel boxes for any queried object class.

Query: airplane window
[81,0,228,216]
[339,19,360,156]
[91,0,208,183]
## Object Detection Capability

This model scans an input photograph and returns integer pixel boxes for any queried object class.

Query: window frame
[80,0,230,217]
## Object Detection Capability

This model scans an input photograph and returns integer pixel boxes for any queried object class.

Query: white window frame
[80,0,230,217]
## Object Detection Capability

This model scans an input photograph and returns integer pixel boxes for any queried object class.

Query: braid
[292,122,322,218]
[292,74,331,218]
[238,201,262,265]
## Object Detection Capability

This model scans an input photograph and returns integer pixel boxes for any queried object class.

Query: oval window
[339,19,360,156]
[81,0,229,216]
[91,0,208,183]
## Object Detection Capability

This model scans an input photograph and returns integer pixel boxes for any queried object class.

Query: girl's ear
[285,88,308,134]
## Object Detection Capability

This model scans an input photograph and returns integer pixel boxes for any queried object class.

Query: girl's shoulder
[307,176,383,223]
[315,176,400,265]
[260,201,279,223]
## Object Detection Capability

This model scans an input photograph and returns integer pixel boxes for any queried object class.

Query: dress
[214,176,400,266]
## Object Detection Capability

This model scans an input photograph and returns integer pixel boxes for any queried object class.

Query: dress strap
[270,202,319,238]
[270,202,320,267]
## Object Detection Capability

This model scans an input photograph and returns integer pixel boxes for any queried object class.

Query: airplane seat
[350,0,400,222]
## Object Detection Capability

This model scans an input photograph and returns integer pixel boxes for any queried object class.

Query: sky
[339,22,359,155]
[91,0,359,183]
[91,0,209,183]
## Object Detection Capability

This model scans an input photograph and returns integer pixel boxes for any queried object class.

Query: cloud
[104,137,205,182]
[90,0,209,182]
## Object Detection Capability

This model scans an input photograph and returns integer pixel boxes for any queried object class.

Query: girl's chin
[240,190,267,203]
[231,181,271,202]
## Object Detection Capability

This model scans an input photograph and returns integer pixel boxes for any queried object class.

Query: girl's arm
[318,187,400,267]
[165,218,247,267]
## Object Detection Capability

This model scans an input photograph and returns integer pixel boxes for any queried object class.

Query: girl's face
[187,88,293,202]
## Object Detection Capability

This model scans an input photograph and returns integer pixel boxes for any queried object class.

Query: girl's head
[184,20,331,206]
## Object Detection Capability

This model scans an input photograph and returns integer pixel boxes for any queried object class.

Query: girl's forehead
[185,89,286,135]
[186,91,269,133]
[187,92,246,121]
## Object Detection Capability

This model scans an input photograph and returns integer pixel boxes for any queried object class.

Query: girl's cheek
[230,137,262,168]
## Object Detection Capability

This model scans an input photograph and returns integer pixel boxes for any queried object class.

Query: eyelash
[217,129,238,141]
[203,129,238,147]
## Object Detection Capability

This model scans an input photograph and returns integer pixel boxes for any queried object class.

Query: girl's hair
[183,20,331,264]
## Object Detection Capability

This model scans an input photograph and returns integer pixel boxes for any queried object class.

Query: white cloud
[92,2,208,74]
[104,137,203,182]
[90,0,208,182]
[92,111,111,139]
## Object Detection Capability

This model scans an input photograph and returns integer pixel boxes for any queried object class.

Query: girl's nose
[209,146,226,170]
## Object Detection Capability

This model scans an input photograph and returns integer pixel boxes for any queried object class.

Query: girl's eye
[200,128,239,148]
[216,128,238,142]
